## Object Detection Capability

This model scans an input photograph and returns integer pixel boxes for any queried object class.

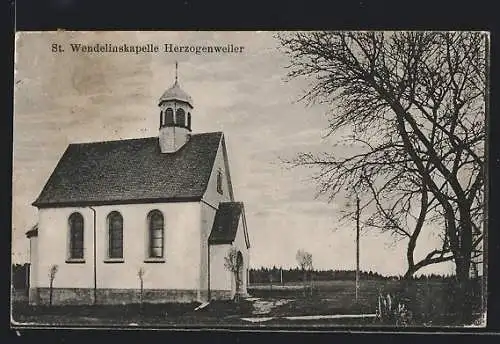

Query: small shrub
[375,292,414,326]
[138,267,145,306]
[48,265,58,306]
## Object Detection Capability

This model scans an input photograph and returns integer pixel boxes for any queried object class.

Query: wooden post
[140,277,144,305]
[25,263,30,293]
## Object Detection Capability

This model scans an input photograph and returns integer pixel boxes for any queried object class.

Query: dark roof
[26,224,38,238]
[33,132,223,208]
[209,202,244,245]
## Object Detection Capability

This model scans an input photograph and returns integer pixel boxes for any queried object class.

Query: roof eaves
[240,203,251,249]
[33,196,203,209]
[220,136,235,202]
[158,98,193,108]
[200,132,224,198]
[208,238,233,245]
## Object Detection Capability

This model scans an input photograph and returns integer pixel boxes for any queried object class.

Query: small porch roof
[208,202,250,248]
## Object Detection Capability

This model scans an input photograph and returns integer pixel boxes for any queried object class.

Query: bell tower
[158,62,193,153]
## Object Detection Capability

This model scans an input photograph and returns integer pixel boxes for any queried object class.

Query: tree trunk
[310,272,313,296]
[140,279,144,305]
[234,272,240,303]
[49,280,54,306]
[403,268,415,280]
[455,255,473,324]
[452,213,474,324]
[303,270,307,297]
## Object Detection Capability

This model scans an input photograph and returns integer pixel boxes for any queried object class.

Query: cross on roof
[175,61,178,83]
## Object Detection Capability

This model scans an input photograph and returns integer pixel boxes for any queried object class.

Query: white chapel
[26,67,251,305]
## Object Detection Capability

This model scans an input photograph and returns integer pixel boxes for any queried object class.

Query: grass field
[248,279,484,325]
[248,279,454,308]
[11,300,257,326]
[11,279,484,327]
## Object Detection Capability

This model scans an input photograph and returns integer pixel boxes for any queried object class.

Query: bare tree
[279,31,486,322]
[296,249,313,296]
[138,267,145,306]
[224,247,242,302]
[48,264,58,306]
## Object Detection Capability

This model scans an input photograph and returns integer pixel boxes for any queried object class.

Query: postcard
[11,30,488,329]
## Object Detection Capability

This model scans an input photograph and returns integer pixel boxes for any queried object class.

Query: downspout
[207,242,211,301]
[201,198,218,302]
[88,206,97,305]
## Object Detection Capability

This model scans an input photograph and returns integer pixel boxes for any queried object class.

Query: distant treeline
[12,263,30,289]
[12,263,459,289]
[248,267,456,284]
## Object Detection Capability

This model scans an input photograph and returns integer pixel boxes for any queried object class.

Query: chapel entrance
[236,251,244,295]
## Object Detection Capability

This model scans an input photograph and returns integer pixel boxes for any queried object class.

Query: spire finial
[175,61,178,83]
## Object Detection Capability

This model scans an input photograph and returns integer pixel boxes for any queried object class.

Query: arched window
[187,112,192,130]
[176,108,186,127]
[148,210,164,258]
[68,212,84,259]
[165,108,174,125]
[107,211,123,259]
[160,111,165,127]
[217,169,224,195]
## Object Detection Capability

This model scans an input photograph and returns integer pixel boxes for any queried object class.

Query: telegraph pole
[355,196,360,302]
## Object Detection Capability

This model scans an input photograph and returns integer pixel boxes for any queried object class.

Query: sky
[12,31,457,276]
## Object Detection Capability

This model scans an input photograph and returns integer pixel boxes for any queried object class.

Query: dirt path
[248,298,294,315]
